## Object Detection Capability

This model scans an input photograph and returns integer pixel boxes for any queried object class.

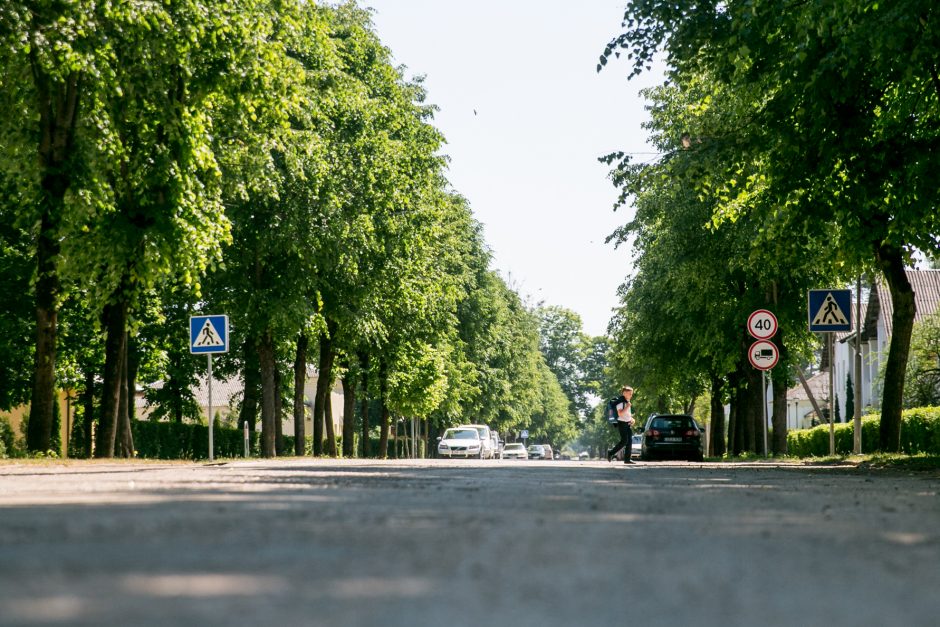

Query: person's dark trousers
[607,421,633,462]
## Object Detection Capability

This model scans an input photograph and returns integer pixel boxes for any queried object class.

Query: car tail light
[684,429,700,438]
[646,429,660,440]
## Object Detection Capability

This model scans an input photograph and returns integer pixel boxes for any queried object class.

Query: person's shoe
[623,459,635,464]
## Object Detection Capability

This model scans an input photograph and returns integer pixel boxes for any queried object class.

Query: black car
[640,414,704,462]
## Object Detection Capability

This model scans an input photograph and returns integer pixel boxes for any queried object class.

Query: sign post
[190,315,230,461]
[747,310,778,456]
[808,290,852,456]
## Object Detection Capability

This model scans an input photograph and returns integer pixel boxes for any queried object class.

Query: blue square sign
[808,290,852,332]
[190,315,229,354]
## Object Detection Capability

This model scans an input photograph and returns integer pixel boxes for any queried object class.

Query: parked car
[526,444,546,460]
[631,434,642,458]
[578,451,590,461]
[459,424,496,459]
[501,442,528,460]
[541,444,554,461]
[640,414,704,461]
[438,427,484,459]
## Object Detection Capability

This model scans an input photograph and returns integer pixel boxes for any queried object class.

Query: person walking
[607,386,635,464]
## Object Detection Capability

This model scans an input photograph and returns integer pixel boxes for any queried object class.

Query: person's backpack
[606,397,622,425]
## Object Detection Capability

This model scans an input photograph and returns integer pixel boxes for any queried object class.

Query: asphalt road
[1,458,939,627]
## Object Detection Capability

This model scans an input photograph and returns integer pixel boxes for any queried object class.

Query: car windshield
[528,445,543,452]
[504,444,524,451]
[443,429,479,440]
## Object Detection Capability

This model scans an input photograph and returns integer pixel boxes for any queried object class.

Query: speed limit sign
[747,309,778,340]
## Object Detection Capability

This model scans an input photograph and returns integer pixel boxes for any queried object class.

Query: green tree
[535,306,591,416]
[904,311,940,407]
[603,0,940,452]
[0,1,100,452]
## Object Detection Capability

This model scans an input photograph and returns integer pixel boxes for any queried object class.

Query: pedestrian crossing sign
[190,315,229,354]
[808,290,852,332]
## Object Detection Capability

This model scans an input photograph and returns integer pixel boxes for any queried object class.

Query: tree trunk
[274,367,284,456]
[83,367,95,458]
[729,369,743,456]
[116,335,134,458]
[239,338,260,433]
[126,332,139,423]
[313,327,335,456]
[342,373,357,458]
[26,68,81,455]
[324,381,337,456]
[378,360,390,458]
[95,300,128,458]
[876,244,916,453]
[293,333,308,456]
[258,331,276,458]
[743,362,760,454]
[27,222,58,454]
[771,338,789,456]
[709,374,726,458]
[360,351,371,458]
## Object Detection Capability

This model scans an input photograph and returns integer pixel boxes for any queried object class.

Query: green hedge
[132,420,296,460]
[786,407,940,457]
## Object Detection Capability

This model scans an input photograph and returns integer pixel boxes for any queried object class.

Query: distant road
[2,459,939,627]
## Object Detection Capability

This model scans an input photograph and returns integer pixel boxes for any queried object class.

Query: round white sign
[747,309,778,340]
[748,340,779,370]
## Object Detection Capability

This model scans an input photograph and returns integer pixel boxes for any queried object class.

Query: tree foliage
[601,0,940,452]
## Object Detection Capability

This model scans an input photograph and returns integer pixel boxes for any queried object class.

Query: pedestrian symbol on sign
[190,315,229,355]
[808,289,852,332]
[811,293,849,326]
[194,318,224,348]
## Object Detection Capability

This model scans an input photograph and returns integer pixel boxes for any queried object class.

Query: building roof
[861,269,940,342]
[136,375,243,410]
[786,371,829,403]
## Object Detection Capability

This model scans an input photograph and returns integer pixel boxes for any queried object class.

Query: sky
[363,1,665,336]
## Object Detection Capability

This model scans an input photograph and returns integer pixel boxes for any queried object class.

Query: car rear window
[651,417,696,430]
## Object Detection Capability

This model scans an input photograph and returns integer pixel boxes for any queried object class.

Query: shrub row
[132,421,296,460]
[786,407,940,457]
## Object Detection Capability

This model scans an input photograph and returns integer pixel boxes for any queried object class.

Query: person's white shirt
[616,399,634,425]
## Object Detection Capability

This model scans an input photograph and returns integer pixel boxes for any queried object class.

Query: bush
[0,414,19,458]
[131,420,301,460]
[787,407,940,457]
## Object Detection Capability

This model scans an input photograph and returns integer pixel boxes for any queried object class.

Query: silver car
[526,444,546,460]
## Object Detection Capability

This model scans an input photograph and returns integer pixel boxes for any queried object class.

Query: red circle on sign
[748,340,779,370]
[747,309,778,340]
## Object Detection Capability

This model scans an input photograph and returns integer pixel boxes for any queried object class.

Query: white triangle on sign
[194,319,225,347]
[812,292,849,326]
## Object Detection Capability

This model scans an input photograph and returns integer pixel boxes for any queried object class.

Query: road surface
[1,458,938,626]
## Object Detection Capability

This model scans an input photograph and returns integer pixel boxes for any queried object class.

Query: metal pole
[854,276,862,454]
[828,333,835,456]
[244,420,249,458]
[208,354,214,462]
[762,370,769,456]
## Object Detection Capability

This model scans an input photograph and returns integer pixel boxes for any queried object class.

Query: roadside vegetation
[596,0,940,456]
[0,2,586,459]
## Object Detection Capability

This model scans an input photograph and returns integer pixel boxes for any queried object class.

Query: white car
[438,427,484,459]
[501,443,528,460]
[458,424,496,459]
